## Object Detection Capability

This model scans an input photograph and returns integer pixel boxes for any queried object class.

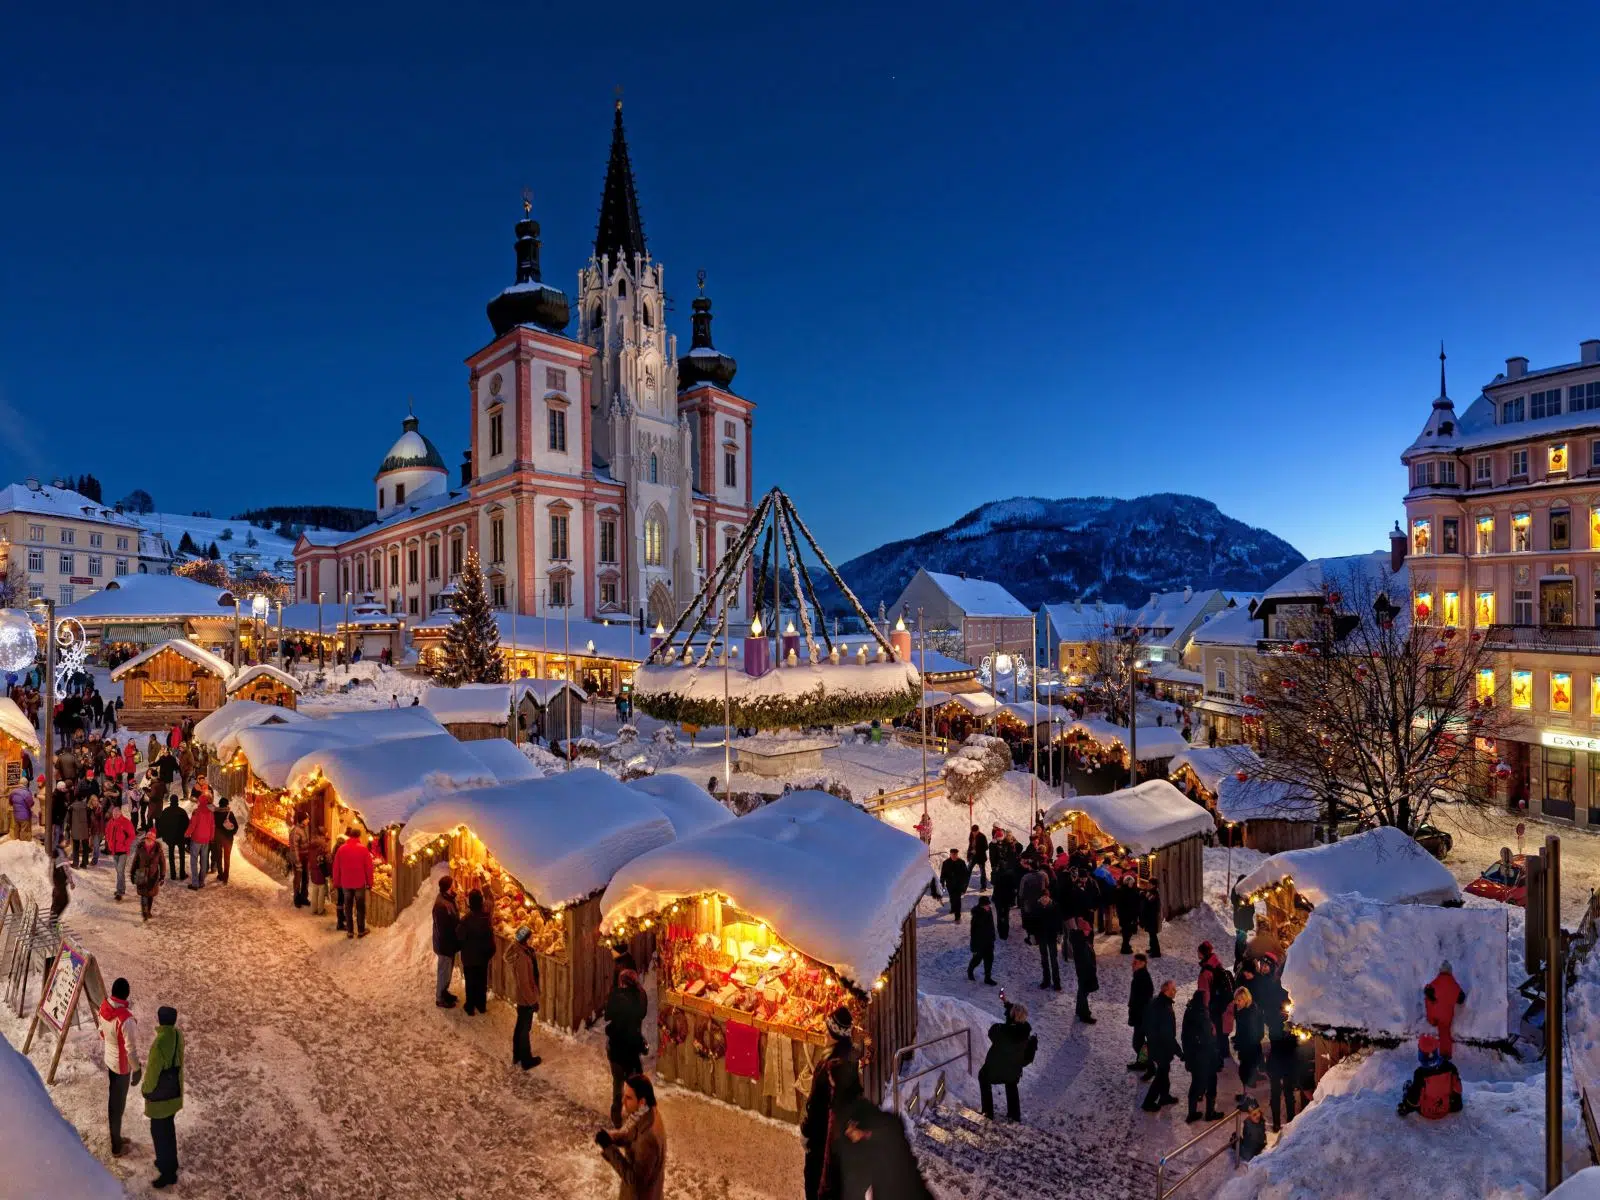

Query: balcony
[1485,623,1600,653]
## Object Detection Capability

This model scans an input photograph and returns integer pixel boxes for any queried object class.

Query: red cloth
[104,814,136,855]
[185,798,215,843]
[724,1020,760,1078]
[331,836,376,889]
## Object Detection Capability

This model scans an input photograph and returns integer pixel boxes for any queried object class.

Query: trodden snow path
[0,844,800,1200]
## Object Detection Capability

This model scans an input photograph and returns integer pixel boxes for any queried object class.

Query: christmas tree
[439,550,505,685]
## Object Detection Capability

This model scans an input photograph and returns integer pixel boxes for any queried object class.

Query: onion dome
[378,413,448,476]
[677,270,738,392]
[487,191,570,336]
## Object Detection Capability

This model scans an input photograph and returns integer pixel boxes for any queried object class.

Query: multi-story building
[293,101,755,629]
[1401,340,1600,825]
[892,569,1034,667]
[1184,602,1266,743]
[0,479,148,605]
[1038,599,1111,681]
[1124,587,1230,666]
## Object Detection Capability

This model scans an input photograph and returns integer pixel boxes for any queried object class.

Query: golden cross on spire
[696,268,707,294]
[522,186,532,216]
[614,84,623,111]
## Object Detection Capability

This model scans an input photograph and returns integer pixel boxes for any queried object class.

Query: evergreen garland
[633,672,921,730]
[439,550,505,685]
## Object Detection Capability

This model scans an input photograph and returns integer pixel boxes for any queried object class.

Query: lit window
[1475,591,1495,625]
[1512,512,1531,551]
[1442,518,1458,553]
[644,514,664,566]
[1442,592,1460,627]
[695,522,705,570]
[1411,519,1432,556]
[1551,443,1570,474]
[1511,448,1529,477]
[1475,516,1494,553]
[1476,668,1495,704]
[1511,670,1533,709]
[1414,592,1433,623]
[1553,672,1573,713]
[1593,675,1600,717]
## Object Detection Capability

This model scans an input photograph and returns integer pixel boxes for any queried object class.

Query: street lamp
[27,598,56,850]
[317,591,326,670]
[251,594,269,665]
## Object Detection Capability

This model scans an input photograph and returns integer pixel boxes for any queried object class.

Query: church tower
[578,99,695,624]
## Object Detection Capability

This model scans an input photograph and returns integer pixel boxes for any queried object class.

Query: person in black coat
[978,1000,1035,1121]
[966,825,989,893]
[837,1097,934,1200]
[154,796,189,881]
[1114,875,1144,954]
[1033,892,1063,990]
[1233,987,1266,1087]
[991,845,1018,941]
[431,877,461,1007]
[939,849,970,922]
[1140,980,1180,1111]
[1139,881,1163,958]
[1068,916,1098,1023]
[1182,989,1222,1122]
[967,896,997,985]
[802,1007,861,1200]
[1127,954,1154,1072]
[455,889,496,1016]
[603,969,649,1127]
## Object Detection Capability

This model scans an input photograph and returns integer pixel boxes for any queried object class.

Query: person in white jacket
[96,977,142,1157]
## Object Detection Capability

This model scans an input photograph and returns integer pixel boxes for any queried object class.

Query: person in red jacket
[331,827,375,939]
[1424,961,1465,1059]
[1398,1034,1463,1118]
[104,803,137,901]
[184,792,215,890]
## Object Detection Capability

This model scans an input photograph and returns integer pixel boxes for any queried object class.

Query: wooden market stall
[1214,775,1318,853]
[0,697,41,791]
[1168,745,1263,810]
[400,768,686,1030]
[1041,780,1215,920]
[512,679,588,746]
[422,683,511,742]
[1234,826,1461,950]
[193,700,311,800]
[109,638,234,729]
[224,664,302,710]
[599,790,929,1120]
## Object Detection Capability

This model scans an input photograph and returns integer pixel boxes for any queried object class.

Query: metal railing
[862,779,947,814]
[1485,623,1600,652]
[1155,1109,1242,1198]
[891,1027,972,1115]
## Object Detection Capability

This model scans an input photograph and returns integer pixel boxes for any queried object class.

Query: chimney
[1582,339,1600,366]
[1390,521,1408,573]
[50,478,65,489]
[23,477,38,491]
[460,450,473,487]
[1183,585,1193,602]
[1506,356,1529,380]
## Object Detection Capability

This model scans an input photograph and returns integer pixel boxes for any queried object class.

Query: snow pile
[109,637,234,682]
[1565,920,1600,1102]
[1281,895,1510,1042]
[0,1036,123,1199]
[0,696,40,752]
[517,741,565,775]
[0,839,54,911]
[229,706,444,785]
[224,663,302,695]
[404,769,677,907]
[1551,1168,1600,1198]
[459,738,541,784]
[1215,776,1317,824]
[422,683,511,726]
[909,991,993,1111]
[601,790,930,989]
[192,698,309,750]
[295,661,433,713]
[1042,780,1215,855]
[287,732,520,830]
[1237,827,1461,907]
[1216,1046,1583,1200]
[941,734,1011,807]
[625,774,733,838]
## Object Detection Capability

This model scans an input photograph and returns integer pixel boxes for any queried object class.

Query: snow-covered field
[137,511,337,568]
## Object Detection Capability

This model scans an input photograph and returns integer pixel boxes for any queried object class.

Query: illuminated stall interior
[109,638,235,729]
[0,698,41,790]
[224,664,302,710]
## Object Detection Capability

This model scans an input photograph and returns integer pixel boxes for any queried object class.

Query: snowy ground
[1430,803,1600,925]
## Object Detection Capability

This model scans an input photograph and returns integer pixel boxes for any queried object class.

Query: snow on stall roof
[1067,717,1189,760]
[1144,662,1204,686]
[58,573,234,619]
[458,737,542,783]
[600,790,932,988]
[1042,780,1215,854]
[404,768,676,908]
[1169,745,1261,794]
[914,689,955,710]
[277,601,403,633]
[0,1034,125,1200]
[951,692,1000,716]
[1281,894,1509,1043]
[1215,775,1318,824]
[1550,1169,1600,1199]
[225,663,302,694]
[0,696,40,752]
[229,707,444,786]
[422,683,511,725]
[192,698,310,749]
[924,570,1031,617]
[415,609,643,660]
[625,774,734,838]
[110,637,235,682]
[512,678,589,705]
[287,731,523,830]
[1237,826,1460,906]
[633,659,920,705]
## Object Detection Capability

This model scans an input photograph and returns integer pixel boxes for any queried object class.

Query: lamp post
[275,598,284,663]
[343,591,353,667]
[317,591,325,670]
[231,598,242,669]
[251,594,269,666]
[917,606,928,820]
[722,592,732,797]
[29,598,56,851]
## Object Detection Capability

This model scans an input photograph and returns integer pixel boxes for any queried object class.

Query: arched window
[617,277,627,298]
[644,512,664,566]
[591,304,603,332]
[642,302,653,328]
[649,453,658,484]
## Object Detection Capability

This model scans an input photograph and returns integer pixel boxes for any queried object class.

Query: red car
[1464,856,1528,907]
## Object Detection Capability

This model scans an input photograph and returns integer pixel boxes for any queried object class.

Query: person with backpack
[1397,1034,1463,1118]
[939,848,970,923]
[131,827,165,922]
[142,1005,184,1189]
[1196,942,1234,1061]
[978,997,1036,1122]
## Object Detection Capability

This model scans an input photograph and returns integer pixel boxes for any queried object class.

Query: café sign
[1540,730,1600,754]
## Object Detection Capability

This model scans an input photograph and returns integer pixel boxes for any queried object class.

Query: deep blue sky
[5,3,1600,564]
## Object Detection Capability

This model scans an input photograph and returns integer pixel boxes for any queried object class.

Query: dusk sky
[5,3,1600,563]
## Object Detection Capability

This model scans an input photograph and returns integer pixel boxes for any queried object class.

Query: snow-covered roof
[0,1034,124,1200]
[415,609,646,661]
[1281,895,1509,1043]
[110,637,234,682]
[1187,604,1261,649]
[192,698,310,750]
[923,571,1031,617]
[633,659,920,707]
[0,697,40,752]
[1214,775,1318,824]
[287,731,525,830]
[59,574,234,620]
[1144,662,1204,686]
[225,664,302,695]
[230,707,444,787]
[457,737,542,784]
[1041,600,1112,643]
[277,600,403,633]
[952,692,1001,716]
[1237,826,1460,907]
[0,481,142,529]
[1169,744,1262,793]
[1066,718,1189,760]
[1042,780,1215,854]
[422,683,511,725]
[404,768,677,908]
[600,790,930,988]
[512,678,589,706]
[1127,588,1222,648]
[625,774,735,838]
[909,647,975,676]
[914,689,955,710]
[1261,552,1398,605]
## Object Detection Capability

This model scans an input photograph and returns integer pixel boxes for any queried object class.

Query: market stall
[1041,780,1214,919]
[599,790,928,1119]
[1169,745,1263,808]
[110,638,234,729]
[1214,774,1318,853]
[513,679,588,745]
[0,697,40,791]
[224,664,301,710]
[1060,717,1191,780]
[401,769,676,1029]
[1234,826,1461,949]
[422,683,511,741]
[193,699,311,799]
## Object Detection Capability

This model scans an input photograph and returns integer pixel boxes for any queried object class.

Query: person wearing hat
[978,998,1036,1121]
[211,797,239,884]
[503,925,543,1070]
[1235,1096,1268,1161]
[801,1006,861,1200]
[96,977,141,1158]
[456,889,496,1015]
[837,1094,934,1199]
[603,965,649,1125]
[1397,1034,1463,1118]
[939,847,970,924]
[142,1005,184,1189]
[431,877,461,1008]
[1424,960,1465,1059]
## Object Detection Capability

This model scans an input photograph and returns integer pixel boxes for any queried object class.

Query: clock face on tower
[489,372,503,397]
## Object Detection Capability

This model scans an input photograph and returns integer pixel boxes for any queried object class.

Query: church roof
[594,99,647,266]
[377,415,447,477]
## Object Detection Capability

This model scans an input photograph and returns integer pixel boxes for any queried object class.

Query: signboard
[69,577,93,586]
[1541,730,1600,754]
[22,933,105,1083]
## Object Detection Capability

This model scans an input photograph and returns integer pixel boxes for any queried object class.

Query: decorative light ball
[0,609,37,673]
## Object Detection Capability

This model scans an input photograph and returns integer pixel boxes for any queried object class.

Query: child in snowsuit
[1397,1034,1463,1118]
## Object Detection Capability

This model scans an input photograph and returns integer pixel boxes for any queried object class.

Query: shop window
[1411,519,1432,556]
[1553,672,1573,713]
[1475,591,1495,625]
[1414,592,1433,624]
[1476,515,1494,553]
[1592,674,1600,717]
[1592,506,1600,550]
[1545,747,1576,821]
[1552,509,1571,550]
[1511,670,1533,709]
[1442,592,1460,626]
[1589,757,1600,826]
[1442,518,1459,554]
[1476,668,1495,704]
[1551,442,1570,474]
[1512,512,1531,551]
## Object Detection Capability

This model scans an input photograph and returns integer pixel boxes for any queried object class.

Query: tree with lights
[1244,561,1512,836]
[438,550,504,685]
[1083,606,1147,725]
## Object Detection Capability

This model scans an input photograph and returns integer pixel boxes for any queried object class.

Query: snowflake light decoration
[53,617,88,692]
[980,652,1031,695]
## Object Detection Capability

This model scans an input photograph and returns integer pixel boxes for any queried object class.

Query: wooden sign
[21,933,106,1083]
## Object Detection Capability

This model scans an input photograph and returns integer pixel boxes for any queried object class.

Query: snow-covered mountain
[822,494,1305,612]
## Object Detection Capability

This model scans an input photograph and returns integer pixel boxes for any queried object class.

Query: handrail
[1156,1109,1241,1198]
[891,1027,972,1115]
[863,779,947,814]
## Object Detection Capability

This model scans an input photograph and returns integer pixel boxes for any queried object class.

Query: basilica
[293,100,754,629]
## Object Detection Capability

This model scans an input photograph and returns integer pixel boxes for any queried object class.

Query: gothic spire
[594,96,647,266]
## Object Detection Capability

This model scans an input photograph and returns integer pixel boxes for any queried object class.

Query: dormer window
[1502,397,1526,423]
[1532,389,1563,419]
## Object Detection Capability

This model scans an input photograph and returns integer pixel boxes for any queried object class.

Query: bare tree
[1083,606,1148,725]
[1245,561,1511,836]
[0,557,25,609]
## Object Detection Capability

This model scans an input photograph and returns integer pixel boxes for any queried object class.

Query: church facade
[293,102,754,630]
